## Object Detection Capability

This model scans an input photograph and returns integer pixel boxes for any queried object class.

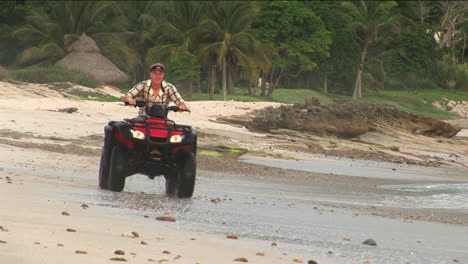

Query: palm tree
[198,1,271,101]
[114,1,162,82]
[12,1,137,71]
[149,1,206,56]
[342,0,398,99]
[144,1,206,96]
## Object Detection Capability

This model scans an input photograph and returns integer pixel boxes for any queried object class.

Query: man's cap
[149,63,165,72]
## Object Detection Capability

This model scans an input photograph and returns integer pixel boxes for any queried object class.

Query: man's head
[149,63,165,84]
[149,63,165,73]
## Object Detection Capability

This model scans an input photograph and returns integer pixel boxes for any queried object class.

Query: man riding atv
[99,63,197,198]
[122,63,187,119]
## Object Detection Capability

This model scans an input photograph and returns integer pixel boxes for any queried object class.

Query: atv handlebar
[124,101,190,112]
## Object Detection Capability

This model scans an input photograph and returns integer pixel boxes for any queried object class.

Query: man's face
[150,70,165,83]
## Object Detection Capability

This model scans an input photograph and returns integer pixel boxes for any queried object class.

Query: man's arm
[177,101,187,111]
[122,81,145,105]
[167,84,187,111]
[121,94,136,105]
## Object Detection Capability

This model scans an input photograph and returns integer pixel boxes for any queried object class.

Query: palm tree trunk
[222,55,227,101]
[209,64,216,100]
[253,70,260,95]
[268,68,283,98]
[260,71,267,97]
[227,67,234,95]
[462,32,466,63]
[323,72,328,94]
[187,79,193,100]
[196,73,201,93]
[247,80,253,95]
[353,40,369,99]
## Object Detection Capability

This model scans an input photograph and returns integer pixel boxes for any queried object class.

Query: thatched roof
[56,33,128,85]
[67,33,101,53]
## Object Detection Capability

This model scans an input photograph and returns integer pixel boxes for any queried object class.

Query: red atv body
[99,103,197,198]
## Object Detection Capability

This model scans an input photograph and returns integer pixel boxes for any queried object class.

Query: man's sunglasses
[150,65,165,72]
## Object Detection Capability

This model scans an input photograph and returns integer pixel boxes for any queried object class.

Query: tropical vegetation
[0,1,467,101]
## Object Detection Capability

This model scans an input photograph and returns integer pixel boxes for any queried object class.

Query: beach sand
[1,81,467,263]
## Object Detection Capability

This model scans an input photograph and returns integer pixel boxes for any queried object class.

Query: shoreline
[1,81,467,263]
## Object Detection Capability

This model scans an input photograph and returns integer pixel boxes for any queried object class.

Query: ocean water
[379,183,468,212]
[241,156,468,214]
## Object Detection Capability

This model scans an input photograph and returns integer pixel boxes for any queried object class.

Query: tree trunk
[187,79,193,100]
[209,64,216,100]
[222,55,227,101]
[260,71,267,97]
[268,68,283,98]
[323,72,328,94]
[353,40,369,99]
[196,73,201,93]
[227,67,234,95]
[253,71,261,96]
[462,32,466,63]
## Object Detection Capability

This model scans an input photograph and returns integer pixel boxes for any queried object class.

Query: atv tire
[165,152,196,198]
[177,152,196,198]
[98,148,109,189]
[108,144,127,192]
[165,173,178,197]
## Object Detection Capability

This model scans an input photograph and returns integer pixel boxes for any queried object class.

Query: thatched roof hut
[56,33,128,85]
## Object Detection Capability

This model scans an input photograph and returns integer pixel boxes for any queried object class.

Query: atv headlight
[169,134,184,143]
[130,129,145,140]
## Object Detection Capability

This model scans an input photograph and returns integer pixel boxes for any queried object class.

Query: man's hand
[122,95,136,105]
[177,102,187,112]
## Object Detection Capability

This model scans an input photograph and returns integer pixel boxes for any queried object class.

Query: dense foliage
[1,0,467,98]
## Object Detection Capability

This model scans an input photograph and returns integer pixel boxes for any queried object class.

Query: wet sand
[1,81,468,263]
[1,144,468,264]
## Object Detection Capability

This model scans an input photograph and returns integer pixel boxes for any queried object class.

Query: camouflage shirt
[126,80,184,116]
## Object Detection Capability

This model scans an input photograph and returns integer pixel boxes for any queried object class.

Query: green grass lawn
[362,89,468,120]
[185,87,467,120]
[189,88,336,104]
[79,83,468,120]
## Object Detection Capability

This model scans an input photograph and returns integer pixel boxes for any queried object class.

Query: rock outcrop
[219,98,461,138]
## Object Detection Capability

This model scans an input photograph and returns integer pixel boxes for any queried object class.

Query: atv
[99,101,197,198]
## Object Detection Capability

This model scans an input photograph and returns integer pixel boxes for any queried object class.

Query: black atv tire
[108,144,127,192]
[165,173,178,197]
[177,152,196,198]
[165,152,196,198]
[98,148,109,189]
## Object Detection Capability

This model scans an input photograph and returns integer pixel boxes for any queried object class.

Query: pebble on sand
[156,216,176,222]
[110,257,127,261]
[362,238,377,246]
[293,258,304,263]
[75,250,87,254]
[66,228,77,232]
[227,234,238,239]
[61,211,70,216]
[121,233,137,238]
[234,257,248,262]
[114,250,125,255]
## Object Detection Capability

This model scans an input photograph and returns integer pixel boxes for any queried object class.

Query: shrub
[408,78,439,90]
[10,66,97,87]
[434,63,468,91]
[0,65,9,81]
